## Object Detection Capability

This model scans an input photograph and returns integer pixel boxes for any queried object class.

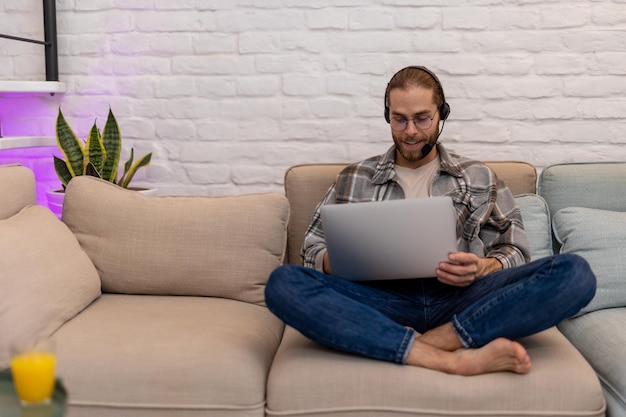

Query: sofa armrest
[0,164,36,220]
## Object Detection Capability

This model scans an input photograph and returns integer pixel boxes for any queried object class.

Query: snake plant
[53,108,152,189]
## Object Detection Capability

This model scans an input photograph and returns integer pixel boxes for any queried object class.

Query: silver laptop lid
[320,197,457,281]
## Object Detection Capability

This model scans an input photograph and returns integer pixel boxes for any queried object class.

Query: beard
[392,127,439,163]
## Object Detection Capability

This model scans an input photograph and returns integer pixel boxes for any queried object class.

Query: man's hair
[385,66,445,109]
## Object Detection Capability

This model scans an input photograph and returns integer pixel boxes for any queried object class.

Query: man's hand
[435,252,502,287]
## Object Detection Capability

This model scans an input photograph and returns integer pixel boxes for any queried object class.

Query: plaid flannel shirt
[302,143,530,273]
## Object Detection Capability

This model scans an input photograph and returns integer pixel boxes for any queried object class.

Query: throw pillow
[552,207,626,315]
[62,176,289,306]
[0,206,101,369]
[515,194,553,261]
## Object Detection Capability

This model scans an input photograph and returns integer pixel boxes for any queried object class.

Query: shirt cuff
[314,249,327,273]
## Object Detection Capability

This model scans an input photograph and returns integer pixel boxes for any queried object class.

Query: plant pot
[45,189,65,220]
[46,187,157,220]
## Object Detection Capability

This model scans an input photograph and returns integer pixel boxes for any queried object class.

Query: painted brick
[563,30,626,53]
[592,5,626,26]
[232,165,280,185]
[154,79,195,98]
[282,74,326,96]
[443,8,490,30]
[2,1,626,200]
[134,11,215,32]
[306,9,348,29]
[540,6,589,29]
[489,9,540,30]
[535,54,585,75]
[193,34,236,54]
[214,10,304,32]
[236,77,280,96]
[394,8,439,29]
[349,9,394,30]
[185,163,232,184]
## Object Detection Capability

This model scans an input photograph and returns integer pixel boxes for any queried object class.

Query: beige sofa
[0,162,609,417]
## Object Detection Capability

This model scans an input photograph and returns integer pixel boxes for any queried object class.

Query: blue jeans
[265,254,596,364]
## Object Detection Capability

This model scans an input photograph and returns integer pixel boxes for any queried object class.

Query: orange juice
[10,352,56,404]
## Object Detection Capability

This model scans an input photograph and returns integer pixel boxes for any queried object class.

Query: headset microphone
[421,117,447,157]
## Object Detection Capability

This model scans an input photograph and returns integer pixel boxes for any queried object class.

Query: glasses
[389,112,437,132]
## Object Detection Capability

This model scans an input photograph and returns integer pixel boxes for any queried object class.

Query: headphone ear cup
[384,90,391,123]
[440,102,451,121]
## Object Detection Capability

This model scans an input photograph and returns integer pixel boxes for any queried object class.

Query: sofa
[539,162,626,417]
[1,160,623,417]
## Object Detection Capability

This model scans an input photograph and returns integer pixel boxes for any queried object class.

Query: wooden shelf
[0,81,66,94]
[0,136,56,150]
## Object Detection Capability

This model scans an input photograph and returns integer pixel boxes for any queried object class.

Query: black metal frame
[0,0,58,81]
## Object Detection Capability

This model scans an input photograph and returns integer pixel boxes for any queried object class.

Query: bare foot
[451,338,531,375]
[406,337,531,376]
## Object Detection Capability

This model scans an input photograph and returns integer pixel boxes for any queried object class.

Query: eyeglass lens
[390,116,433,131]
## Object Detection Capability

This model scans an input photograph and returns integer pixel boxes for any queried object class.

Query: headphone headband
[384,66,450,123]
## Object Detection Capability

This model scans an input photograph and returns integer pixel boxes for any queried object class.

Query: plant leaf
[53,155,73,187]
[120,151,152,188]
[118,147,134,187]
[56,108,84,177]
[85,162,102,179]
[84,122,106,175]
[100,108,122,183]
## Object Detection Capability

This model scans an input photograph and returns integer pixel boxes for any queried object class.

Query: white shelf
[0,81,66,94]
[0,136,56,150]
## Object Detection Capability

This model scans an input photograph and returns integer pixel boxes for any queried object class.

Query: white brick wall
[1,0,626,199]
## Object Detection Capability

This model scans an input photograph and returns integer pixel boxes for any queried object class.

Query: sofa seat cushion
[54,294,284,417]
[559,308,626,417]
[0,205,101,368]
[63,176,289,306]
[266,327,605,417]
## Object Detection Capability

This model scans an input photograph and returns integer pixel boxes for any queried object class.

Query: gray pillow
[553,207,626,315]
[515,194,553,261]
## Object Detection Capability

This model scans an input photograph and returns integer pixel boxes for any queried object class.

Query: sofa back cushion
[284,161,537,265]
[515,194,553,261]
[553,207,626,315]
[62,176,289,306]
[540,162,626,315]
[539,162,626,217]
[0,165,36,220]
[0,206,101,368]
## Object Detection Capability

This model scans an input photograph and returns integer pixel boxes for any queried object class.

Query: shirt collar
[372,143,464,185]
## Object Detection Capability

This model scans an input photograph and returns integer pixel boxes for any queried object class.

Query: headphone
[383,66,451,123]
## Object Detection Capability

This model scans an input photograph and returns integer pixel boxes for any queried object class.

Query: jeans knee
[265,264,302,310]
[265,265,288,306]
[558,253,597,301]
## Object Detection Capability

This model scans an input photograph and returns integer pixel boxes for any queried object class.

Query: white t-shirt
[394,157,441,199]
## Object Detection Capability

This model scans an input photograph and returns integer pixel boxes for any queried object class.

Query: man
[265,66,596,376]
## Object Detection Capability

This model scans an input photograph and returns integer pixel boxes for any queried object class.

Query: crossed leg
[266,255,594,376]
[405,322,531,376]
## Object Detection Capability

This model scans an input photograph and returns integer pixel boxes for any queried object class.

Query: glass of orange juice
[10,339,56,406]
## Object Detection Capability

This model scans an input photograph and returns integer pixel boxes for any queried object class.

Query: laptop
[319,197,458,281]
